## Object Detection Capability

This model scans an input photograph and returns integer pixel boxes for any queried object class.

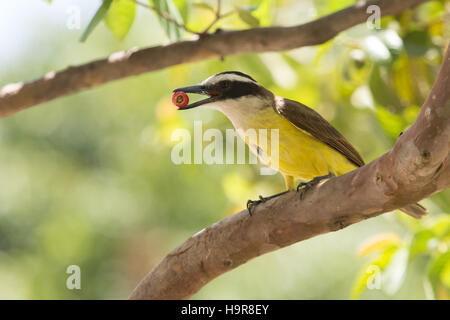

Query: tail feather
[399,203,428,219]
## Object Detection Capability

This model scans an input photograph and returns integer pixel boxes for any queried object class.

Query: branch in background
[130,0,199,35]
[201,0,222,34]
[0,0,432,118]
[201,0,237,34]
[202,10,236,34]
[129,43,450,300]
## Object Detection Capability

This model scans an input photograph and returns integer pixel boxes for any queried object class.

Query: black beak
[173,85,217,110]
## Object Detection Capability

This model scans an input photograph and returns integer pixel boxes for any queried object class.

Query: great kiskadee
[174,71,427,218]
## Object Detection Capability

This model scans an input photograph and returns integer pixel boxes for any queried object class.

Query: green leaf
[357,233,401,257]
[191,2,215,13]
[403,31,430,57]
[252,0,272,27]
[409,230,436,260]
[375,107,405,139]
[173,0,188,22]
[431,216,450,238]
[351,245,399,299]
[369,64,403,115]
[417,1,444,23]
[403,105,420,124]
[441,260,450,287]
[80,0,113,42]
[313,0,354,16]
[237,8,260,27]
[151,0,183,41]
[428,251,450,294]
[105,0,136,40]
[392,54,415,105]
[382,248,409,295]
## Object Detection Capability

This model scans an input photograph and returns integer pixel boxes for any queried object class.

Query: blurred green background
[0,0,449,299]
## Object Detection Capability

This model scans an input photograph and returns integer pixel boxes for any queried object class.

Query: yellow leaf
[357,232,401,257]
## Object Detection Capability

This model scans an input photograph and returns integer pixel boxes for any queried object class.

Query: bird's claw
[247,199,259,216]
[247,190,291,216]
[296,181,313,200]
[296,173,335,200]
[246,195,267,216]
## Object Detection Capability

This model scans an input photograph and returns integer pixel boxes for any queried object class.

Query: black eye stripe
[213,81,263,99]
[219,81,231,88]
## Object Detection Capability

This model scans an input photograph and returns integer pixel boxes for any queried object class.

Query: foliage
[79,0,272,40]
[80,0,113,42]
[352,215,450,299]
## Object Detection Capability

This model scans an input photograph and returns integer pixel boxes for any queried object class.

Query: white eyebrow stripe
[201,73,257,85]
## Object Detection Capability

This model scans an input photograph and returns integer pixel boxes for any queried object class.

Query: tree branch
[0,0,431,117]
[129,43,450,300]
[201,0,236,34]
[130,0,200,35]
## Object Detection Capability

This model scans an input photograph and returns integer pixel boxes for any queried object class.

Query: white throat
[205,95,272,130]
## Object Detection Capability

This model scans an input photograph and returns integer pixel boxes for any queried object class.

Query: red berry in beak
[172,91,189,108]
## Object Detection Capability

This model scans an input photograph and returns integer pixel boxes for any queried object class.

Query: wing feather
[275,97,365,167]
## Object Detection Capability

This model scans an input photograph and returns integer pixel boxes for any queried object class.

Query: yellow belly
[233,107,358,187]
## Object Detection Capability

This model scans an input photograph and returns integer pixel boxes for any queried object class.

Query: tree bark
[129,43,450,300]
[0,0,431,117]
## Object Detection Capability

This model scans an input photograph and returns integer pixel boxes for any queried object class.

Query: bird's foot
[246,196,265,216]
[296,173,335,200]
[247,190,290,216]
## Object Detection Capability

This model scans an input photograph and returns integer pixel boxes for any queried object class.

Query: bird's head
[173,71,271,111]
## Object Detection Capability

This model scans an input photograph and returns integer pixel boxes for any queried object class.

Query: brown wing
[275,97,365,167]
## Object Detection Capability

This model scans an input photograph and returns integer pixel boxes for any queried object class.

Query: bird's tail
[399,203,428,219]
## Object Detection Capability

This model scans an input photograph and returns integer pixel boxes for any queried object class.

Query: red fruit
[172,91,189,108]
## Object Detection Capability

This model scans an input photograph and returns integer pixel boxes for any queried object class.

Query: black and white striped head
[173,71,269,110]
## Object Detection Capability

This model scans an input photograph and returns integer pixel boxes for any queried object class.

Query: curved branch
[0,0,431,117]
[129,43,450,300]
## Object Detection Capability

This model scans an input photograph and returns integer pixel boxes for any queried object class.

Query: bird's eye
[219,81,231,89]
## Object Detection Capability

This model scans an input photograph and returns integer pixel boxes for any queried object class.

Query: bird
[173,71,427,218]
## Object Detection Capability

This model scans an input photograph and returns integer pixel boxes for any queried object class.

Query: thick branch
[129,43,450,300]
[0,0,431,117]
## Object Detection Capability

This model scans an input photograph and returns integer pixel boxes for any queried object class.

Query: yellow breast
[230,105,357,181]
